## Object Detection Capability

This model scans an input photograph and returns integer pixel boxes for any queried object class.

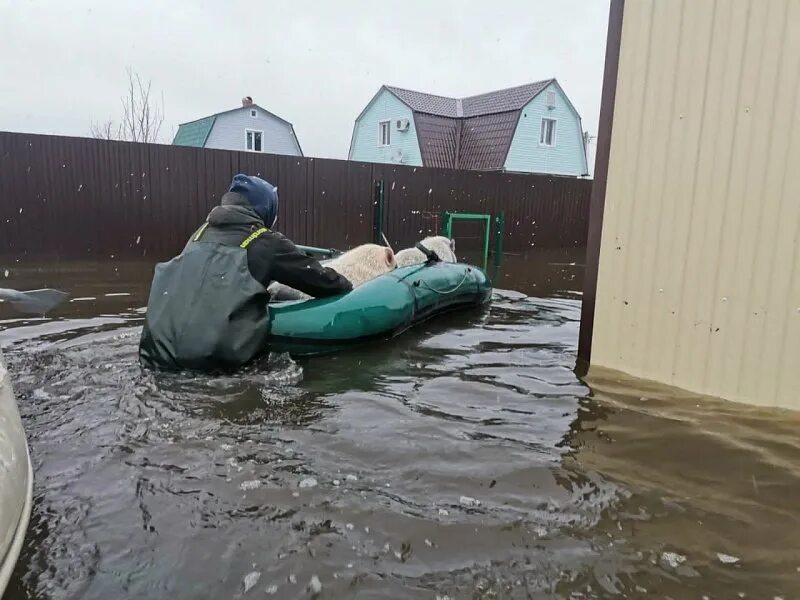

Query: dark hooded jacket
[138,192,351,371]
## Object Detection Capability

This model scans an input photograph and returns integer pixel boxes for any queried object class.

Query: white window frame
[245,128,264,152]
[540,118,557,147]
[378,120,391,147]
[250,108,258,118]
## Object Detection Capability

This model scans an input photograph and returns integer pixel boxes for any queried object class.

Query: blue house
[349,79,588,176]
[173,97,303,156]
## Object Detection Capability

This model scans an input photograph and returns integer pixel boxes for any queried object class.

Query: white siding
[205,107,302,155]
[349,89,423,166]
[504,82,588,176]
[591,0,800,409]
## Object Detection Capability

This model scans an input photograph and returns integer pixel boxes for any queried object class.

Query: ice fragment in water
[333,479,340,486]
[299,477,318,488]
[242,571,260,593]
[346,523,354,530]
[717,553,740,564]
[425,539,432,547]
[459,496,480,507]
[3,270,8,278]
[345,474,358,482]
[308,575,322,595]
[239,480,261,491]
[438,508,449,516]
[265,584,278,595]
[660,552,686,568]
[288,574,297,584]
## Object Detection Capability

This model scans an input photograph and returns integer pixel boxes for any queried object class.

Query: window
[250,109,257,118]
[546,91,556,108]
[540,118,557,146]
[378,121,391,146]
[246,129,263,152]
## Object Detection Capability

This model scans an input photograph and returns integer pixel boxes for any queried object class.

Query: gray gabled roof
[386,79,554,118]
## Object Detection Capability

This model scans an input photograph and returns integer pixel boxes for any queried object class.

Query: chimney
[242,96,253,107]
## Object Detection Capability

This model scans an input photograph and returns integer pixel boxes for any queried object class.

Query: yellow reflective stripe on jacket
[240,227,268,249]
[193,222,209,241]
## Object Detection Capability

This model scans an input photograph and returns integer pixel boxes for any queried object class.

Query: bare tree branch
[89,67,164,143]
[89,119,122,140]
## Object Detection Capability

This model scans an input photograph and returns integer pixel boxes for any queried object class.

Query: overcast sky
[0,0,609,166]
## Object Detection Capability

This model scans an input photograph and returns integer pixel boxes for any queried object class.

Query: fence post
[373,179,385,245]
[493,211,505,266]
[441,212,452,238]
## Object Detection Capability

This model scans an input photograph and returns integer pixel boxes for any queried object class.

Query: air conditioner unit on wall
[396,118,410,132]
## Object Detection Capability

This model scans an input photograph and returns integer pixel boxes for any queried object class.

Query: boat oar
[0,288,70,315]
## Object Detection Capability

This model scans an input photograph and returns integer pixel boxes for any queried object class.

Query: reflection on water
[1,252,799,599]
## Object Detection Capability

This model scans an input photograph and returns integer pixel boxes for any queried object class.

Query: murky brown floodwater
[2,251,799,599]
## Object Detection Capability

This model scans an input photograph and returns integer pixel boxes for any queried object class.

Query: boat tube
[0,352,33,596]
[267,260,492,356]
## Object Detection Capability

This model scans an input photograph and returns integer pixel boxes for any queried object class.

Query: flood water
[2,251,799,599]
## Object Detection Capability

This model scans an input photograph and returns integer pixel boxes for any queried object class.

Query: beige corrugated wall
[591,0,800,409]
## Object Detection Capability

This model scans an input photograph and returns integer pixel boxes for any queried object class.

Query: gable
[204,108,302,155]
[349,88,422,165]
[504,81,588,176]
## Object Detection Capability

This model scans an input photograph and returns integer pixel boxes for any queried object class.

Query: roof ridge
[385,85,457,101]
[462,78,554,101]
[387,79,554,103]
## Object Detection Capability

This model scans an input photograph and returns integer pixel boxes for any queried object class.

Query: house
[173,97,303,156]
[348,80,588,176]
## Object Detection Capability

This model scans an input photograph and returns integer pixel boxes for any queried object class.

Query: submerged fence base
[0,131,592,260]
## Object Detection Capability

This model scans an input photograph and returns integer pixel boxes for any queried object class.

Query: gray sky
[0,0,609,165]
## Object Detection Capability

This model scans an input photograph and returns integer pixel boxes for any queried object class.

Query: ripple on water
[3,287,800,599]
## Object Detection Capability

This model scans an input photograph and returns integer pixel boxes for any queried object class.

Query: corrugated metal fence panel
[591,0,800,409]
[0,131,591,260]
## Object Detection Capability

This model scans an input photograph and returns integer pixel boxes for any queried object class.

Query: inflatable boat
[0,352,33,596]
[267,260,492,356]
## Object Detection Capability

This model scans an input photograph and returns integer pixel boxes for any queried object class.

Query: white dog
[268,243,397,301]
[395,236,457,267]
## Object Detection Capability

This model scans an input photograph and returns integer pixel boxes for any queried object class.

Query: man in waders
[139,174,352,371]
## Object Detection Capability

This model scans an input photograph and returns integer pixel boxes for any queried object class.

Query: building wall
[349,89,423,166]
[591,0,800,409]
[504,82,588,176]
[205,107,302,156]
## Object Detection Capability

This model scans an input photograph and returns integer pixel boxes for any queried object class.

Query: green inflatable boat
[266,260,492,356]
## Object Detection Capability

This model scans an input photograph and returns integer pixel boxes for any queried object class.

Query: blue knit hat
[229,174,278,227]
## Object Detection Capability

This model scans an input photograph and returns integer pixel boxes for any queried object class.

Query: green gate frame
[441,212,492,269]
[441,211,506,270]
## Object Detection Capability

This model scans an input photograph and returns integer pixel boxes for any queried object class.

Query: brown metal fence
[0,131,591,260]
